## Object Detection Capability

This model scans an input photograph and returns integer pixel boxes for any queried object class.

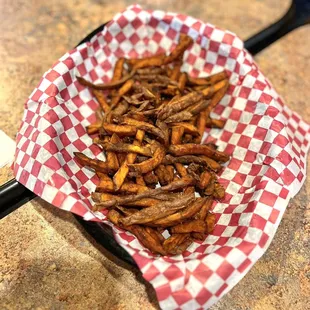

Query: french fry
[206,213,216,233]
[92,193,161,210]
[95,176,196,208]
[164,154,221,172]
[168,144,230,163]
[76,70,136,90]
[95,140,153,157]
[170,62,181,81]
[107,209,121,225]
[120,194,194,225]
[112,58,125,82]
[201,78,228,98]
[86,121,101,135]
[188,71,227,86]
[143,171,159,185]
[168,122,200,136]
[102,123,136,136]
[127,143,166,174]
[163,233,191,255]
[178,72,187,93]
[74,152,112,174]
[171,219,207,234]
[129,225,166,255]
[113,129,145,191]
[136,176,146,186]
[198,171,212,189]
[171,126,184,145]
[164,34,193,64]
[206,118,226,128]
[213,182,225,199]
[158,91,203,120]
[151,197,206,227]
[93,89,110,113]
[117,116,166,144]
[95,179,148,194]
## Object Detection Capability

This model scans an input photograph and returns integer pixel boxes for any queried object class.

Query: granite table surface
[1,0,310,309]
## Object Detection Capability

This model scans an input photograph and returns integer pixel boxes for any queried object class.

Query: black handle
[0,179,36,219]
[1,0,310,219]
[245,0,310,55]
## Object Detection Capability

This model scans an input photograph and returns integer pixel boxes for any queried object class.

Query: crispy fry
[171,126,184,145]
[171,219,207,234]
[136,176,146,186]
[86,121,101,135]
[74,152,112,174]
[188,71,227,86]
[93,89,110,113]
[198,171,212,189]
[154,165,174,186]
[168,122,200,136]
[76,70,136,90]
[95,179,148,194]
[164,154,221,172]
[178,72,187,93]
[164,34,193,64]
[206,118,226,128]
[102,123,136,136]
[201,78,228,98]
[204,80,229,117]
[112,58,125,82]
[143,171,159,185]
[116,206,138,216]
[117,116,166,143]
[165,165,175,184]
[168,144,230,163]
[113,129,145,191]
[128,143,165,174]
[151,197,206,227]
[206,213,216,233]
[95,141,153,157]
[213,182,225,199]
[121,194,194,225]
[204,176,215,196]
[137,67,166,75]
[131,54,166,70]
[92,193,161,210]
[95,176,196,208]
[107,209,121,225]
[196,198,213,220]
[193,111,207,143]
[158,91,203,120]
[129,225,166,255]
[165,110,193,123]
[156,119,169,146]
[170,62,181,81]
[105,135,119,171]
[145,226,165,244]
[163,233,191,255]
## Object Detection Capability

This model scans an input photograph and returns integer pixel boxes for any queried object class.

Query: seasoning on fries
[75,33,230,256]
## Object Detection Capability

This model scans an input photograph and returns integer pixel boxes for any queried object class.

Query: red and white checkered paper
[13,5,310,309]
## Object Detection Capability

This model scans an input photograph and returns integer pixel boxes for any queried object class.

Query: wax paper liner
[13,5,310,309]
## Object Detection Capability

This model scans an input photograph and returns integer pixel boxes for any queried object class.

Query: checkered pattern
[13,5,310,309]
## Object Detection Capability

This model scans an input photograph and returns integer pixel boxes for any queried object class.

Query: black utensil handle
[1,0,310,218]
[245,0,310,55]
[0,179,36,219]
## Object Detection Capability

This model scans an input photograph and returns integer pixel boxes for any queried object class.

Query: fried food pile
[75,34,230,256]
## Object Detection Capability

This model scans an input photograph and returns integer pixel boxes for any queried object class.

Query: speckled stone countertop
[1,1,310,309]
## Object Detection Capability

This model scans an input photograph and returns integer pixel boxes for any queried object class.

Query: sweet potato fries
[75,34,230,256]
